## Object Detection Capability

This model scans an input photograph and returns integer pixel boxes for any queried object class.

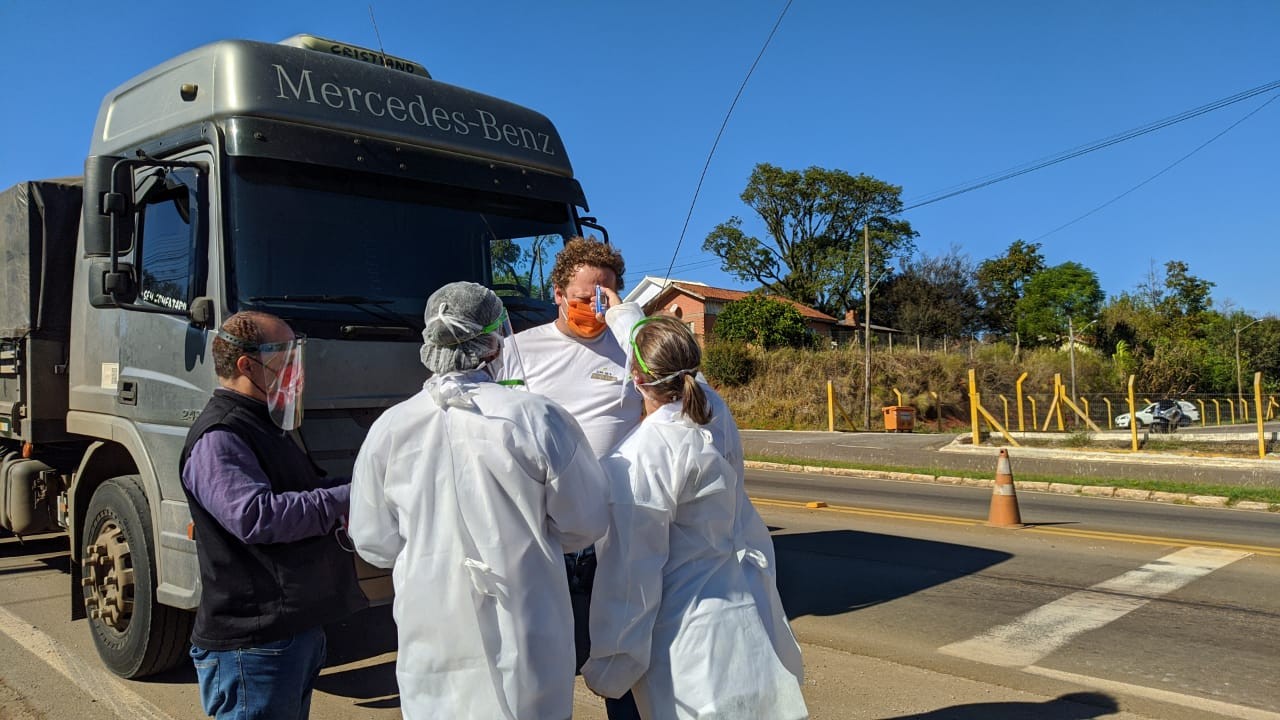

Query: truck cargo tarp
[1,178,82,338]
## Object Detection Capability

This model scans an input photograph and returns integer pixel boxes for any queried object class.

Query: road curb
[745,460,1279,513]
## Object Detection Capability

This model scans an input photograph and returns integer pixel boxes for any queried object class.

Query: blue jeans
[190,627,327,719]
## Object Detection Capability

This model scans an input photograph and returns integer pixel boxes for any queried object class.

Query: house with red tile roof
[626,276,899,345]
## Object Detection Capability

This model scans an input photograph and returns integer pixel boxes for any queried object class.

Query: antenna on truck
[369,4,389,68]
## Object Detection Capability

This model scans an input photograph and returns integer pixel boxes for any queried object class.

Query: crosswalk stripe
[939,546,1250,668]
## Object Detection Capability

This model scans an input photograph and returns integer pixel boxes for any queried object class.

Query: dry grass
[713,343,1248,432]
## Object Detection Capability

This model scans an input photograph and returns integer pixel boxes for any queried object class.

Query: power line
[630,256,722,279]
[903,78,1280,212]
[1031,93,1279,242]
[662,0,794,282]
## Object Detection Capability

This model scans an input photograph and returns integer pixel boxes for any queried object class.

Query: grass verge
[746,453,1280,506]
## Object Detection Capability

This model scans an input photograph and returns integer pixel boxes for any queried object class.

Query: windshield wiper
[246,294,422,332]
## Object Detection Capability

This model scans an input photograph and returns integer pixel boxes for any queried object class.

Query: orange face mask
[562,298,607,338]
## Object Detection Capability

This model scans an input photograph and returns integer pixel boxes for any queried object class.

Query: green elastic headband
[629,316,660,375]
[481,308,509,335]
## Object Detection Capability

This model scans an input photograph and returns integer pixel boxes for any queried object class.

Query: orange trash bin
[882,405,916,433]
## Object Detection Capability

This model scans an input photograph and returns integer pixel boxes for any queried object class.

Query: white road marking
[940,546,1250,668]
[834,444,882,450]
[0,605,177,720]
[1025,665,1280,720]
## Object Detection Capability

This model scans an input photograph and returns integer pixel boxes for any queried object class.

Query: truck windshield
[225,157,574,337]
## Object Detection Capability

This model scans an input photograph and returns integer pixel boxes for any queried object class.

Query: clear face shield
[486,308,528,390]
[218,330,307,430]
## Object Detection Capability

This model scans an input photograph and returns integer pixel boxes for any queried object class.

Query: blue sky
[2,1,1276,314]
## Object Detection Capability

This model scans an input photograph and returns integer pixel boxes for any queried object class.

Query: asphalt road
[742,429,1280,487]
[744,468,1280,548]
[763,495,1280,720]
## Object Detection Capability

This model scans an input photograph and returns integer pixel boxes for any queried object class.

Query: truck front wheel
[81,475,193,678]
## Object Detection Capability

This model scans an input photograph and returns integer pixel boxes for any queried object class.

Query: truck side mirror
[189,297,214,329]
[578,216,610,245]
[83,155,127,256]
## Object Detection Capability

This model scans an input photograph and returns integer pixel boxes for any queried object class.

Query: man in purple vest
[179,311,364,720]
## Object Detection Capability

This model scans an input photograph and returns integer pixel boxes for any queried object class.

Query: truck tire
[81,475,193,678]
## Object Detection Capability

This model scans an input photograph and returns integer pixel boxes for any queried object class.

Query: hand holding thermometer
[594,285,605,315]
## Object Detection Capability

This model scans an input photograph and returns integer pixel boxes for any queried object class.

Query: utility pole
[1068,317,1096,415]
[863,222,872,431]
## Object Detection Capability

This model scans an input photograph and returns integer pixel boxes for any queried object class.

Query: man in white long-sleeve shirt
[494,236,645,720]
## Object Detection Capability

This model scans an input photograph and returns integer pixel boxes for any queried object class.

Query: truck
[0,33,597,678]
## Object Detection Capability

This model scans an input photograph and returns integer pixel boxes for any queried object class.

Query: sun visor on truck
[223,116,588,210]
[0,179,83,338]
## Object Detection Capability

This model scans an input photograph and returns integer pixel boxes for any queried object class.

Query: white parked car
[1114,399,1198,429]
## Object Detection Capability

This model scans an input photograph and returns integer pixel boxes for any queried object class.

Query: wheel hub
[82,521,135,631]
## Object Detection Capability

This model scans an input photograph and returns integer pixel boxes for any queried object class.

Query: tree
[975,240,1045,340]
[879,247,983,340]
[1015,262,1104,346]
[702,164,917,316]
[713,294,813,349]
[1159,260,1215,318]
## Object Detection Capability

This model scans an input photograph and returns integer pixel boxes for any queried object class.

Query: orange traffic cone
[987,448,1025,528]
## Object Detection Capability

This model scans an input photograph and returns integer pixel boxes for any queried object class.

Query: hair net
[419,282,506,374]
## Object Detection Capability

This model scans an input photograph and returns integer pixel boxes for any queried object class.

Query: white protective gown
[349,369,609,720]
[583,399,808,720]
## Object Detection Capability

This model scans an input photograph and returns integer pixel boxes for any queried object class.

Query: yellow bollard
[1000,395,1010,431]
[1227,398,1236,424]
[1104,397,1113,429]
[1081,396,1090,425]
[827,380,835,433]
[893,387,904,406]
[1198,399,1206,427]
[1054,374,1066,431]
[1028,396,1038,430]
[969,369,981,446]
[1242,398,1251,423]
[1256,373,1266,459]
[1212,399,1221,426]
[1015,372,1028,433]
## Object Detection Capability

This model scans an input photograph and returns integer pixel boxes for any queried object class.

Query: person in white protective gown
[582,314,808,720]
[348,281,609,720]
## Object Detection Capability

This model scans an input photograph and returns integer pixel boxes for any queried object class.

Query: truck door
[116,156,213,550]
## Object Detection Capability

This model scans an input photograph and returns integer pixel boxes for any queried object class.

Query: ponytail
[681,373,712,425]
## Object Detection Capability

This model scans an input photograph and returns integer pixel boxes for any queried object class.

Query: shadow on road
[879,691,1119,719]
[0,535,70,575]
[0,534,67,558]
[773,530,1012,619]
